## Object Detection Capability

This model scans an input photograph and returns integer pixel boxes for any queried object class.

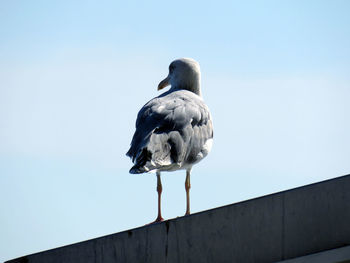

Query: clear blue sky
[1,0,350,261]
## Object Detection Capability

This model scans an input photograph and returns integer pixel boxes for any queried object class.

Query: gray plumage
[126,58,213,174]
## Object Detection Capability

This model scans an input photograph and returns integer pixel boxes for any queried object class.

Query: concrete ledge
[6,174,350,263]
[275,245,350,263]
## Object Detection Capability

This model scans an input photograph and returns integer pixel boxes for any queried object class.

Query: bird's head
[158,58,201,96]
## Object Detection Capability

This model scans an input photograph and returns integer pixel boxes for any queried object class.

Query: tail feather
[127,132,174,174]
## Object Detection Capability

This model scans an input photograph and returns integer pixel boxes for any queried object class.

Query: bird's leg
[185,169,191,215]
[154,171,164,222]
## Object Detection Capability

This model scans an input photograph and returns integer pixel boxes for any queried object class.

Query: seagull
[126,58,213,222]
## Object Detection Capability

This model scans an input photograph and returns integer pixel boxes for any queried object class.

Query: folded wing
[126,90,213,174]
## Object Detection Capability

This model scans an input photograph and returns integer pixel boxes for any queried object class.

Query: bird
[126,58,213,222]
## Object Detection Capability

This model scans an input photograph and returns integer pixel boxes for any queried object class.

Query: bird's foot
[147,216,164,225]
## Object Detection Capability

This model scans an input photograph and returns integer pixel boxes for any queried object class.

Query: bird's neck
[171,77,201,96]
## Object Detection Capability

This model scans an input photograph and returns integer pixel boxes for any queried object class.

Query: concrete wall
[6,174,350,263]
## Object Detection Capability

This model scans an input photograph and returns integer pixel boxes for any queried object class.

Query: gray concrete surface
[6,174,350,263]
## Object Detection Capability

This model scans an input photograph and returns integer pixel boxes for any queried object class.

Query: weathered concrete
[6,174,350,263]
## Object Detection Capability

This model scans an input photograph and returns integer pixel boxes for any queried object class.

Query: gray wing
[126,90,213,174]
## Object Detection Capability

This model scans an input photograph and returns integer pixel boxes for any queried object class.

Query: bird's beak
[158,76,170,91]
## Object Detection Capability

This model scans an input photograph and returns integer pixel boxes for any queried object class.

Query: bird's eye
[169,65,175,73]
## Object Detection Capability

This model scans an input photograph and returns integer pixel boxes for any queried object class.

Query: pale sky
[1,0,350,261]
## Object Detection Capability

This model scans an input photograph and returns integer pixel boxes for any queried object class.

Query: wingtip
[129,166,146,174]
